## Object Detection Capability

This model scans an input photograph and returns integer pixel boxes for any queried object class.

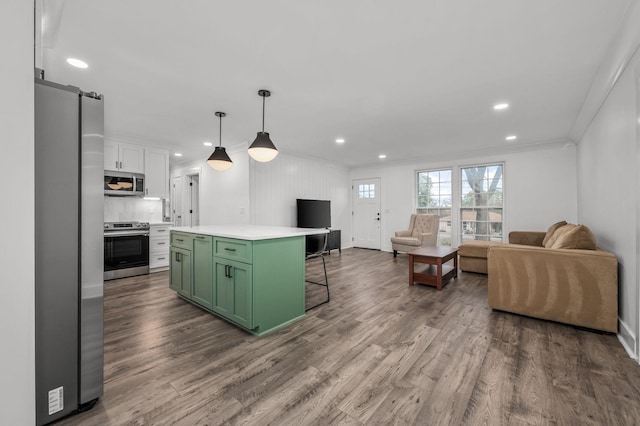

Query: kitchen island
[169,225,328,336]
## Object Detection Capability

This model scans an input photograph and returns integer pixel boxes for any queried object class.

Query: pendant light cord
[262,94,266,132]
[219,114,222,148]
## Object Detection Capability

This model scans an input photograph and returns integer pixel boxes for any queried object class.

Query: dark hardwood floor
[56,248,640,425]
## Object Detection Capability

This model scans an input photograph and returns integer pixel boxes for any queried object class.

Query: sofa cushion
[544,223,574,248]
[458,240,503,258]
[542,220,567,247]
[545,224,575,248]
[550,224,597,250]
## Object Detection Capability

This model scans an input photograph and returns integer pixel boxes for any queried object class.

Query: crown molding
[569,0,640,142]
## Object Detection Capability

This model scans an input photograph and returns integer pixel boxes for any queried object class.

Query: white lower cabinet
[150,224,171,271]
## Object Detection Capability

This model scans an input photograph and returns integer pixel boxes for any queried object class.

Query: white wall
[171,144,251,225]
[577,46,640,358]
[0,0,35,423]
[171,150,351,246]
[351,144,578,252]
[250,153,351,247]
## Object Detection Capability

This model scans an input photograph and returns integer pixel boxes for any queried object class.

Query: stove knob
[135,223,140,227]
[104,224,109,229]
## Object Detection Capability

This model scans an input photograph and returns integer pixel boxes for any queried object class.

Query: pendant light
[207,111,233,171]
[248,89,278,162]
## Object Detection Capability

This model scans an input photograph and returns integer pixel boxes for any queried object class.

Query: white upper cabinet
[104,141,144,173]
[103,141,119,171]
[144,148,169,198]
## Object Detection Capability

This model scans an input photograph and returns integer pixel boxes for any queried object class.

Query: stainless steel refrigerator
[35,76,104,425]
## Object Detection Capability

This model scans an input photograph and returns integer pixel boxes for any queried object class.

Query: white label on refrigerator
[48,386,64,415]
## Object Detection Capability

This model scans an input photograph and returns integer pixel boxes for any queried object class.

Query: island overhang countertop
[170,224,328,241]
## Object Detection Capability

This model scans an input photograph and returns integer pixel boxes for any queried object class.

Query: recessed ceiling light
[378,154,387,159]
[66,58,88,69]
[174,153,183,157]
[493,103,509,110]
[335,138,345,144]
[203,141,213,147]
[505,135,517,141]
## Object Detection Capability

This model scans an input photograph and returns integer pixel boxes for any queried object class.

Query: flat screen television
[297,199,331,228]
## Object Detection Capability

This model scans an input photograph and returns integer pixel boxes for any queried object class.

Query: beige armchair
[391,214,439,257]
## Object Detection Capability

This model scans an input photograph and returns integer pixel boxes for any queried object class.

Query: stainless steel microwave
[104,171,144,196]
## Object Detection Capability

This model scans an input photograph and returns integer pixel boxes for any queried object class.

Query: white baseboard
[618,318,637,361]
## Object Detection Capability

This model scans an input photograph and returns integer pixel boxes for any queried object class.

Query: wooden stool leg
[409,254,414,286]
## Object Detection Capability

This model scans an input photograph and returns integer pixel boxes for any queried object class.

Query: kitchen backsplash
[104,196,163,223]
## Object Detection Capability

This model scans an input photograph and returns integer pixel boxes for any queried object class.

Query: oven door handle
[104,231,150,237]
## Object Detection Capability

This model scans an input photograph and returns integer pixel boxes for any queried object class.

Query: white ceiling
[41,0,630,168]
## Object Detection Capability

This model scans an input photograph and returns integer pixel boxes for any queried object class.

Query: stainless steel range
[104,221,150,280]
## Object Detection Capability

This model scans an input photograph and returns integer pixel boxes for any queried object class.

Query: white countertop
[170,225,329,241]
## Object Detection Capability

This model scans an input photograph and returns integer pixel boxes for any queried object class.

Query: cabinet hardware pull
[115,160,118,168]
[175,252,180,262]
[158,257,165,260]
[158,229,166,232]
[119,161,123,169]
[196,236,204,239]
[176,238,184,242]
[158,242,165,245]
[224,248,236,252]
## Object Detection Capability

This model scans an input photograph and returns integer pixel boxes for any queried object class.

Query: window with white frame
[460,164,503,243]
[416,168,453,246]
[358,183,375,199]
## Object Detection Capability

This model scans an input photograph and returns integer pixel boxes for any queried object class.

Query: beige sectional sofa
[461,222,618,332]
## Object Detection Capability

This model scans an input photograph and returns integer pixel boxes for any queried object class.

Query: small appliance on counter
[104,221,150,280]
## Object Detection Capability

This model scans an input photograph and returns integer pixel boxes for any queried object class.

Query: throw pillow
[550,224,597,250]
[542,220,568,247]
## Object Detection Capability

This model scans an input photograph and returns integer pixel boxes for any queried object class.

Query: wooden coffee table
[408,246,458,290]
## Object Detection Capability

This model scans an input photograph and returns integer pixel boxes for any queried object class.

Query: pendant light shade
[248,89,278,162]
[207,112,233,171]
[208,146,233,171]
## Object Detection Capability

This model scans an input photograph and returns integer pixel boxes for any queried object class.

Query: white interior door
[352,178,381,249]
[186,174,200,226]
[172,175,183,226]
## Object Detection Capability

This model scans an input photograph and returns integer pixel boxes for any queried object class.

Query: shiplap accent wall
[250,153,351,248]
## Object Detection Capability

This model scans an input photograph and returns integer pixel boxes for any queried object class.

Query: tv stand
[327,229,341,254]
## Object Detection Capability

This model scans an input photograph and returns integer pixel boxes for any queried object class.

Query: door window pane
[358,183,375,199]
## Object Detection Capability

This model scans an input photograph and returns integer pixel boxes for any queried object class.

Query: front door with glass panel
[352,178,381,249]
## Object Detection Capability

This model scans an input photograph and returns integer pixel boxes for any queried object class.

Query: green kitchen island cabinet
[169,225,328,336]
[192,234,214,310]
[169,232,192,299]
